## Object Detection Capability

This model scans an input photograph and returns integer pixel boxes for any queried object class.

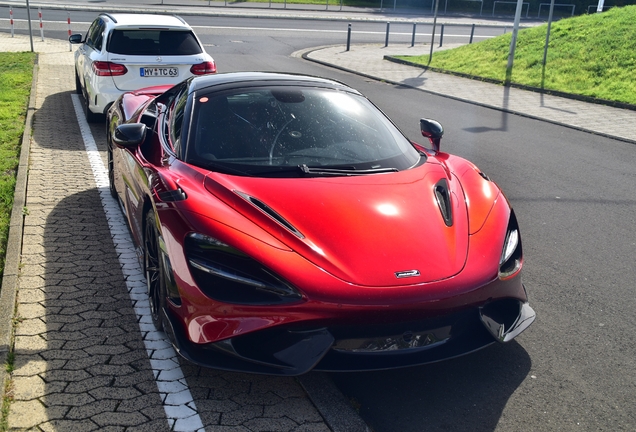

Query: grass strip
[395,5,636,105]
[0,52,35,281]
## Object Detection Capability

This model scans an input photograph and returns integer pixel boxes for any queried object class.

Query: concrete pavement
[1,12,636,430]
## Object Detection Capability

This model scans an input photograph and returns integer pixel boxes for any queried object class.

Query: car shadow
[31,90,105,151]
[10,187,170,430]
[330,341,532,432]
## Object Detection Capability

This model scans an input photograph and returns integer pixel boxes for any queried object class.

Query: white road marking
[71,94,205,432]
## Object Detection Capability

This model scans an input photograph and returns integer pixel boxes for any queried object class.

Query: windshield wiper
[245,164,399,177]
[299,164,399,176]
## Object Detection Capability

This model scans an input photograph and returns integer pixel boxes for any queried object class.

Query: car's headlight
[185,233,302,305]
[499,211,523,279]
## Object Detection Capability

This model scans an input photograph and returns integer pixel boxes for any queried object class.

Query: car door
[80,18,107,106]
[74,19,97,89]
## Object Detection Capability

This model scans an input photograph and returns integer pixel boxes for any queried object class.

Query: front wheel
[144,210,166,332]
[107,144,117,199]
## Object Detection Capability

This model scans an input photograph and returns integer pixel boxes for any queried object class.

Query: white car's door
[81,18,108,109]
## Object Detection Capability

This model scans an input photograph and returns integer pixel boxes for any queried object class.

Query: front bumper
[162,296,536,376]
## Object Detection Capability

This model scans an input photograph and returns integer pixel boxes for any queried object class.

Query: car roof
[100,13,190,29]
[187,72,358,95]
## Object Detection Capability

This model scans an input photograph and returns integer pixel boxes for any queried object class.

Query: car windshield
[108,30,202,56]
[185,86,422,177]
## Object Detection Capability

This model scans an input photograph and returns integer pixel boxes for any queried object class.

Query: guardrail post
[469,23,475,43]
[346,23,351,51]
[439,24,444,47]
[411,23,417,47]
[10,7,14,38]
[385,22,390,47]
[67,12,72,51]
[38,7,44,41]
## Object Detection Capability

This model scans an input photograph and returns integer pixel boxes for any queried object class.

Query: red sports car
[107,72,535,375]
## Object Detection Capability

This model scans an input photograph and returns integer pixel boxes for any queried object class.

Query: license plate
[140,67,179,77]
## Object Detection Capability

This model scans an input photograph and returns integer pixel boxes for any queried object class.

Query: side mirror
[420,118,444,153]
[113,123,147,148]
[69,34,83,44]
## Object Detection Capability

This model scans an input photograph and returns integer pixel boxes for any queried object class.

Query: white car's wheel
[84,92,100,123]
[74,70,82,95]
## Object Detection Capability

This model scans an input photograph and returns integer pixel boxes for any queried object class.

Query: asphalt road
[2,4,636,431]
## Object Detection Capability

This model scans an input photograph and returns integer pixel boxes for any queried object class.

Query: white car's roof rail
[100,12,117,23]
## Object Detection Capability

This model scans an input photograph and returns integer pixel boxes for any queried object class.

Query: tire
[107,144,117,199]
[84,91,100,123]
[145,210,167,332]
[74,70,82,95]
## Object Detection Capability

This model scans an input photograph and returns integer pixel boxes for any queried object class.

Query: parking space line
[71,94,205,432]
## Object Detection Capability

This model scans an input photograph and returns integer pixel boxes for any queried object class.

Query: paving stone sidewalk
[1,35,336,431]
[6,37,169,431]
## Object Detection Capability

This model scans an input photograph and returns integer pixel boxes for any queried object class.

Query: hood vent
[157,187,187,202]
[234,191,305,239]
[434,179,453,227]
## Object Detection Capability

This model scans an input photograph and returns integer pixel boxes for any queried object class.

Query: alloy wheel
[144,211,165,331]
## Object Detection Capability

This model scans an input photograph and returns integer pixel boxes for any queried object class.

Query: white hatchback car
[70,13,216,122]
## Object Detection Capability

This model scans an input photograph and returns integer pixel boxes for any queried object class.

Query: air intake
[434,179,453,227]
[234,191,305,239]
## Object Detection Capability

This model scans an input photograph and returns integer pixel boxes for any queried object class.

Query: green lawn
[395,5,636,105]
[0,52,35,280]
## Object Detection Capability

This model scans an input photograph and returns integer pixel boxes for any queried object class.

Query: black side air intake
[434,179,453,227]
[234,191,305,239]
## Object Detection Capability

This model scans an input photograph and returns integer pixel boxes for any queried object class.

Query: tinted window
[169,87,190,155]
[86,18,105,51]
[108,30,203,56]
[185,86,421,177]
